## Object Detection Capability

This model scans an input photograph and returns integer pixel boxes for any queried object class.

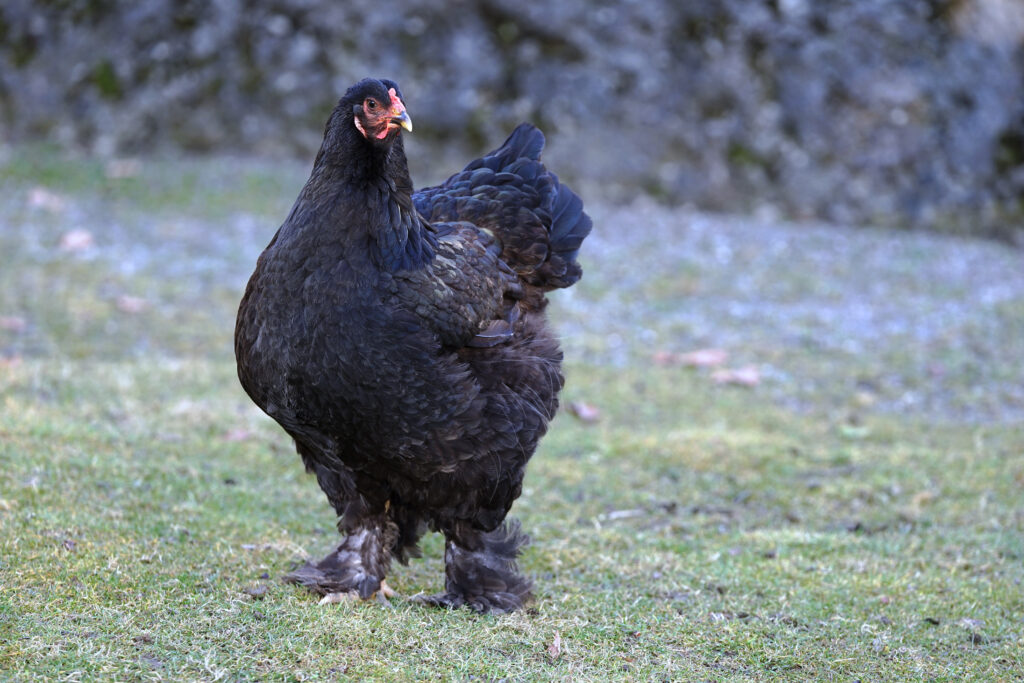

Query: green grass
[1,147,1022,680]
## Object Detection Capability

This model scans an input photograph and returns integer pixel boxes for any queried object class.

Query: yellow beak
[391,110,413,133]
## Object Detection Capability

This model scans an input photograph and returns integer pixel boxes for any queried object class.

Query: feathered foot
[284,527,391,601]
[418,520,533,614]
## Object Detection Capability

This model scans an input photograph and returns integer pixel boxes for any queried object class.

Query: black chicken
[234,78,591,613]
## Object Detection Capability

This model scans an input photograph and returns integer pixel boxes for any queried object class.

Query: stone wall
[2,0,1022,237]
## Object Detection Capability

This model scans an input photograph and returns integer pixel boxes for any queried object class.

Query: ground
[1,147,1022,680]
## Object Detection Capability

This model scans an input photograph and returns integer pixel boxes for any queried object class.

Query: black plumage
[234,78,591,613]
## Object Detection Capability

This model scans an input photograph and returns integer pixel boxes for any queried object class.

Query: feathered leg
[284,515,397,601]
[286,450,419,603]
[420,520,533,614]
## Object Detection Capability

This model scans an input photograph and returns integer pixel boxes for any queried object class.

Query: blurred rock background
[1,0,1023,240]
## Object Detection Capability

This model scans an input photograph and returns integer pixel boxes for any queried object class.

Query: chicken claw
[317,580,395,606]
[318,591,359,606]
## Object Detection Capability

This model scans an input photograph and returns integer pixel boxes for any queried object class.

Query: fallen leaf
[711,365,760,387]
[0,316,27,333]
[568,401,601,423]
[138,653,164,670]
[116,296,148,314]
[912,491,936,508]
[653,348,729,367]
[27,187,66,212]
[59,229,95,252]
[242,584,269,600]
[223,428,255,442]
[547,632,561,659]
[653,350,683,366]
[106,158,142,179]
[681,348,729,367]
[853,390,877,408]
[0,356,23,373]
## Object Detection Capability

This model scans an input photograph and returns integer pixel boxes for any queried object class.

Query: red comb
[388,88,405,114]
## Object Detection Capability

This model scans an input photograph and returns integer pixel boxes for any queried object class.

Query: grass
[1,145,1023,680]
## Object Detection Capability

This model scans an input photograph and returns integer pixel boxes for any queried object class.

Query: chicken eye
[366,99,378,110]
